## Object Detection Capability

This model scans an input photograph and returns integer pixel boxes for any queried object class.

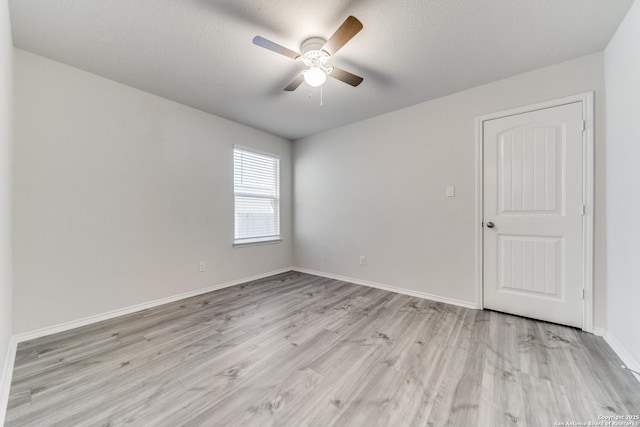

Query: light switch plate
[446,186,455,197]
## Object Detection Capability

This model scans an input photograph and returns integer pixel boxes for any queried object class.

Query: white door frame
[475,92,595,332]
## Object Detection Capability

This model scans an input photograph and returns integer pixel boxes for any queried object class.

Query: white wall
[13,49,293,334]
[294,53,608,328]
[605,0,640,368]
[0,0,13,396]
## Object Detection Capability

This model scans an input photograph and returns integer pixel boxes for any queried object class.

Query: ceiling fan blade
[253,36,300,60]
[329,67,363,87]
[284,73,305,91]
[321,16,363,56]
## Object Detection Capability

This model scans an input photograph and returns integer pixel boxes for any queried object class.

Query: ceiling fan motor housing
[300,37,332,74]
[301,37,326,56]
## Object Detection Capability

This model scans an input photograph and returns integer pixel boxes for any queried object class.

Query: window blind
[233,147,280,244]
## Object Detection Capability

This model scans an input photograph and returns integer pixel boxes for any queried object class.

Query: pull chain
[320,85,323,107]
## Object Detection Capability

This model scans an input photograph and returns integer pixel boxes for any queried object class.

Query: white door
[483,102,585,328]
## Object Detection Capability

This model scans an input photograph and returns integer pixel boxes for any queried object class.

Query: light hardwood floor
[5,272,640,426]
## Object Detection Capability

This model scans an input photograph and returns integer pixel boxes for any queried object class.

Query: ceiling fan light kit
[300,37,332,87]
[252,16,364,92]
[303,66,327,87]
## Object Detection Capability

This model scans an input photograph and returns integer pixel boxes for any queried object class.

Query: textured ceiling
[8,0,635,140]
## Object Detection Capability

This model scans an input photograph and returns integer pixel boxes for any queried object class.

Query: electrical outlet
[199,261,206,272]
[359,255,367,266]
[446,185,455,197]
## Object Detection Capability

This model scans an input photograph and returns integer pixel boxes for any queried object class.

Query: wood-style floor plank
[5,271,640,426]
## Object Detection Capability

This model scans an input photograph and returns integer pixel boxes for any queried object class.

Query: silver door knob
[486,222,495,228]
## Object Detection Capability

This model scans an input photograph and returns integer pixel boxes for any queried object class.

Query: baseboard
[0,336,18,426]
[592,327,607,337]
[603,332,640,383]
[292,267,478,310]
[13,267,294,344]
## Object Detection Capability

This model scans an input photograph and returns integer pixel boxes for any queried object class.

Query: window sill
[233,238,283,248]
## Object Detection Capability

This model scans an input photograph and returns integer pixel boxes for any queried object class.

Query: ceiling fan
[253,16,364,91]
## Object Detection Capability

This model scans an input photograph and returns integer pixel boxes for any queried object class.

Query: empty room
[1,0,640,426]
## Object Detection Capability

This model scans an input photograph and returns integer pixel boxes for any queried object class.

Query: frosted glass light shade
[304,66,327,87]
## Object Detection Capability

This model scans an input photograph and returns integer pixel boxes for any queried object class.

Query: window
[233,146,281,245]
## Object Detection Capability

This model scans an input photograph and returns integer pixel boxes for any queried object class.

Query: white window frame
[233,145,281,247]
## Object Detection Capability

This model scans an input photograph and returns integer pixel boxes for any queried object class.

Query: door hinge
[581,120,586,132]
[582,289,585,300]
[581,204,586,216]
